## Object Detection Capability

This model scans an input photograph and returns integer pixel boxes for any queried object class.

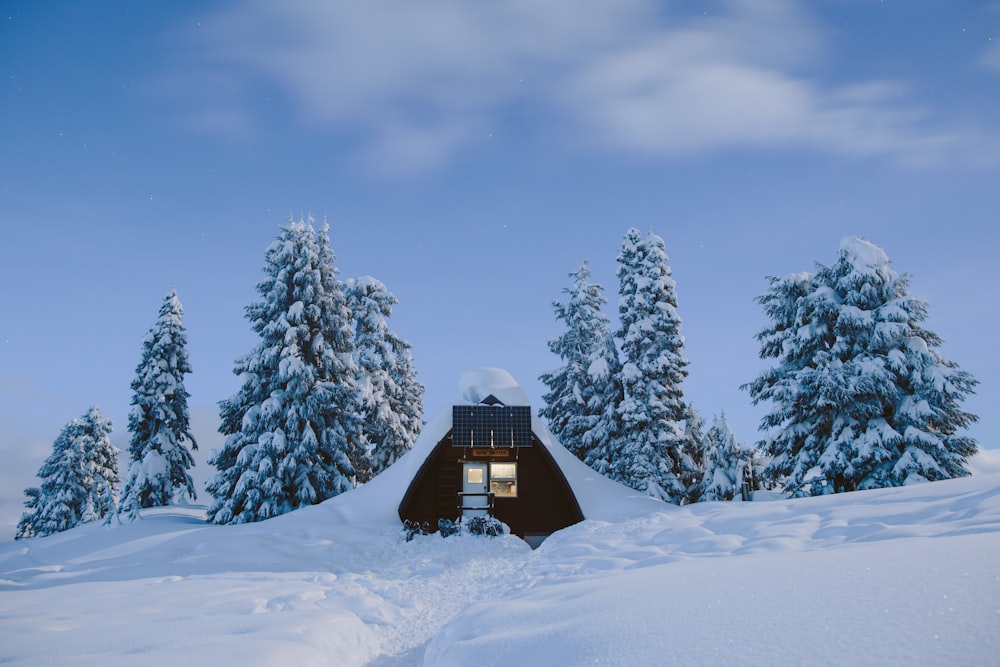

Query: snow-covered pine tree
[742,270,817,493]
[119,289,198,520]
[16,407,118,539]
[314,222,369,485]
[83,406,121,522]
[682,403,708,502]
[386,337,423,464]
[745,448,769,495]
[612,228,693,503]
[346,276,424,482]
[698,412,745,502]
[539,261,624,471]
[745,236,979,496]
[208,218,363,524]
[17,417,90,539]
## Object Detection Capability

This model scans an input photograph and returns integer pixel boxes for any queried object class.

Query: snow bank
[426,473,1000,665]
[426,530,998,666]
[3,473,999,665]
[2,368,997,665]
[2,470,999,665]
[969,447,1000,475]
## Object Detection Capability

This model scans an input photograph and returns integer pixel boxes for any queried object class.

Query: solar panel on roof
[452,404,532,448]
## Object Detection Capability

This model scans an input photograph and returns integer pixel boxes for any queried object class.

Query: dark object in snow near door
[466,516,503,537]
[402,519,429,541]
[430,516,502,539]
[398,387,583,547]
[437,518,459,537]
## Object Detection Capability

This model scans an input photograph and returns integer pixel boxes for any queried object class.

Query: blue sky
[2,0,998,521]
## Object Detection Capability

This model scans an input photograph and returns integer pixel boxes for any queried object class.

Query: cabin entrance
[460,462,490,520]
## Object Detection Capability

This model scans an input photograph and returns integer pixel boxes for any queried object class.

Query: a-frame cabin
[398,372,584,547]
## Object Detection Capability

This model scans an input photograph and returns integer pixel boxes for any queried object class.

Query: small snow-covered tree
[16,407,118,539]
[610,228,693,503]
[745,236,979,496]
[346,276,424,482]
[540,261,624,470]
[745,448,770,496]
[17,418,89,539]
[84,407,121,522]
[119,289,198,519]
[385,339,423,464]
[208,218,363,524]
[682,403,708,502]
[698,412,745,502]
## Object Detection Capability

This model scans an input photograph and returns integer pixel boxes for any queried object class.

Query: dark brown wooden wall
[398,433,583,539]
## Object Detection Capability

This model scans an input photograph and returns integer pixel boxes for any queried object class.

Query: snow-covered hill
[4,370,998,664]
[2,465,999,665]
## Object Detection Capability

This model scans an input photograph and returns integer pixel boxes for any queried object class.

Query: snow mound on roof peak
[459,368,530,406]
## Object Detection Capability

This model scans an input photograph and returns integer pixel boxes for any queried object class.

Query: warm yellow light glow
[490,462,517,497]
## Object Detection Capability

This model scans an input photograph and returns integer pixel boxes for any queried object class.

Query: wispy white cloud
[981,39,1000,72]
[176,0,997,170]
[185,108,260,144]
[187,0,631,170]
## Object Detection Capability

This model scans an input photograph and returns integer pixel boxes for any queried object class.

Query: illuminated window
[467,468,483,484]
[490,462,517,498]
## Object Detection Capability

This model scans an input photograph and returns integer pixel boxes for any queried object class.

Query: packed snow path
[3,470,1000,665]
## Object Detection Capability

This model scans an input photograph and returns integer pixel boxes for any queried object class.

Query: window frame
[489,461,518,498]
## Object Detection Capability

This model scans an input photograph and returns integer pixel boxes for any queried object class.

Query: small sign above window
[471,448,512,458]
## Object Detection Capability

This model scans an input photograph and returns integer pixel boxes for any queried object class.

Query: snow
[3,468,999,665]
[458,367,530,406]
[3,369,998,665]
[839,235,890,272]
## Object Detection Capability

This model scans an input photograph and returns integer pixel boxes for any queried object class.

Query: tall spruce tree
[16,407,118,539]
[119,289,198,519]
[745,236,979,496]
[612,228,693,503]
[208,219,362,524]
[540,261,624,470]
[314,222,370,484]
[698,412,745,502]
[346,276,424,482]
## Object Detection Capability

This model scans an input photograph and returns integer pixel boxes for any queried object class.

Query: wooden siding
[398,431,584,539]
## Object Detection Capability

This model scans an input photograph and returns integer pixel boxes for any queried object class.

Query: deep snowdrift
[2,369,997,665]
[2,469,999,665]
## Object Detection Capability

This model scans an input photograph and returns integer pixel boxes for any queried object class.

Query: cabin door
[461,462,489,520]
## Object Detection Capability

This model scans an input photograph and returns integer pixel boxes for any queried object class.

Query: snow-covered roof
[340,368,663,530]
[458,368,530,407]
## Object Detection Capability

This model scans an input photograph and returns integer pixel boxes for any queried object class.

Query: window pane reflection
[490,463,517,497]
